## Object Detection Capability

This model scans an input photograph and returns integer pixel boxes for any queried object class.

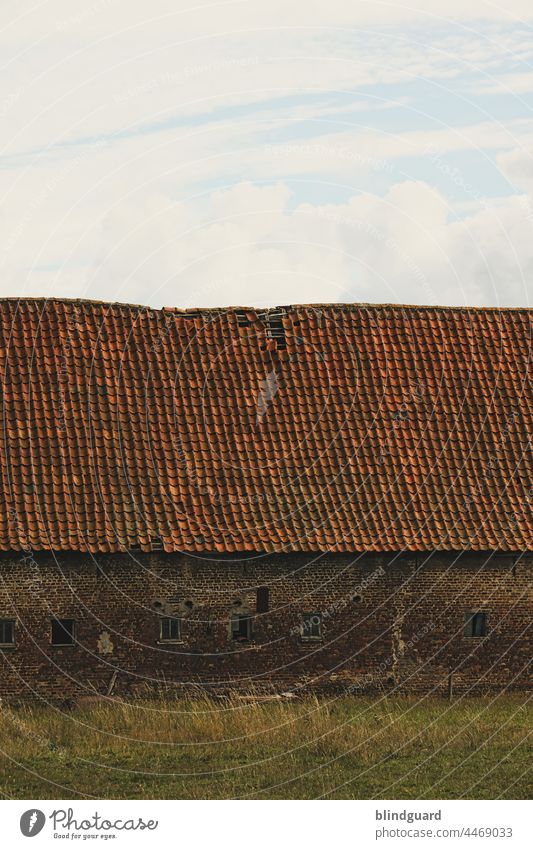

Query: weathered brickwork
[0,551,530,701]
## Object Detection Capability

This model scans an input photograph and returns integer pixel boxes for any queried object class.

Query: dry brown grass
[0,692,531,799]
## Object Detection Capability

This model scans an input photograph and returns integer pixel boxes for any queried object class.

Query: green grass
[0,693,531,799]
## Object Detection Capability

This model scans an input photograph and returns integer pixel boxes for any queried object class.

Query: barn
[0,298,531,700]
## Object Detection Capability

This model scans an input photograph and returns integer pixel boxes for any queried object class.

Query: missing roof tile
[235,311,253,328]
[264,309,287,349]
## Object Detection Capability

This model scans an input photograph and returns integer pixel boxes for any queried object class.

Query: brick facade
[0,551,530,701]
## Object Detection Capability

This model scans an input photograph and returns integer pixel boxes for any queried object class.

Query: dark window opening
[256,586,269,613]
[231,613,252,641]
[464,611,487,638]
[160,617,181,642]
[301,612,322,640]
[51,618,75,646]
[0,619,15,645]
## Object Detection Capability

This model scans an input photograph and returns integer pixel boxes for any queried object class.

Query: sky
[1,1,533,309]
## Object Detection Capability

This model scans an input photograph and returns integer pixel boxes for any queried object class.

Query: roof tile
[0,299,530,552]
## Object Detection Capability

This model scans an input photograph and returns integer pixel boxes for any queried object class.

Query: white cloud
[469,70,533,94]
[498,147,533,192]
[5,0,533,46]
[3,178,530,309]
[0,111,528,302]
[1,0,533,309]
[2,3,532,155]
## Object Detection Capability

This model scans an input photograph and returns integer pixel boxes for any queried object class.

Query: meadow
[0,693,530,799]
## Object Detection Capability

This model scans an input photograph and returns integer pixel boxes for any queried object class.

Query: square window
[51,618,75,646]
[301,612,322,640]
[231,613,252,641]
[464,611,487,638]
[159,617,181,642]
[0,619,15,646]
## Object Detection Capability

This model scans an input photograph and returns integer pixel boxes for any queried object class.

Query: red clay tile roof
[0,298,531,553]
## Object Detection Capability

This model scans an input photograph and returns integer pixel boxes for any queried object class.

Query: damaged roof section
[0,298,531,553]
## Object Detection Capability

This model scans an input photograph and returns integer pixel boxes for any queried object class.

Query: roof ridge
[0,297,531,314]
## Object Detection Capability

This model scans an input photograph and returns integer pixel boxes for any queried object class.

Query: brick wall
[0,551,530,700]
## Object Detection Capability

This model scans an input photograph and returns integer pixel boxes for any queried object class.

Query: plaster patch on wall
[97,631,114,655]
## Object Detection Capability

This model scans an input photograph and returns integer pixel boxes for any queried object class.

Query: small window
[301,612,322,640]
[231,613,252,641]
[51,618,75,646]
[159,617,181,642]
[256,586,269,613]
[0,619,15,646]
[464,611,487,638]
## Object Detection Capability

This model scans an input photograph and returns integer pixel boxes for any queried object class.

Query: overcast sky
[2,1,533,309]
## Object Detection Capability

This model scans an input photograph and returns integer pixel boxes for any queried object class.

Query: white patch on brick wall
[97,631,114,655]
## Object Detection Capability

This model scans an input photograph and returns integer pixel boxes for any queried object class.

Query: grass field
[0,693,531,799]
